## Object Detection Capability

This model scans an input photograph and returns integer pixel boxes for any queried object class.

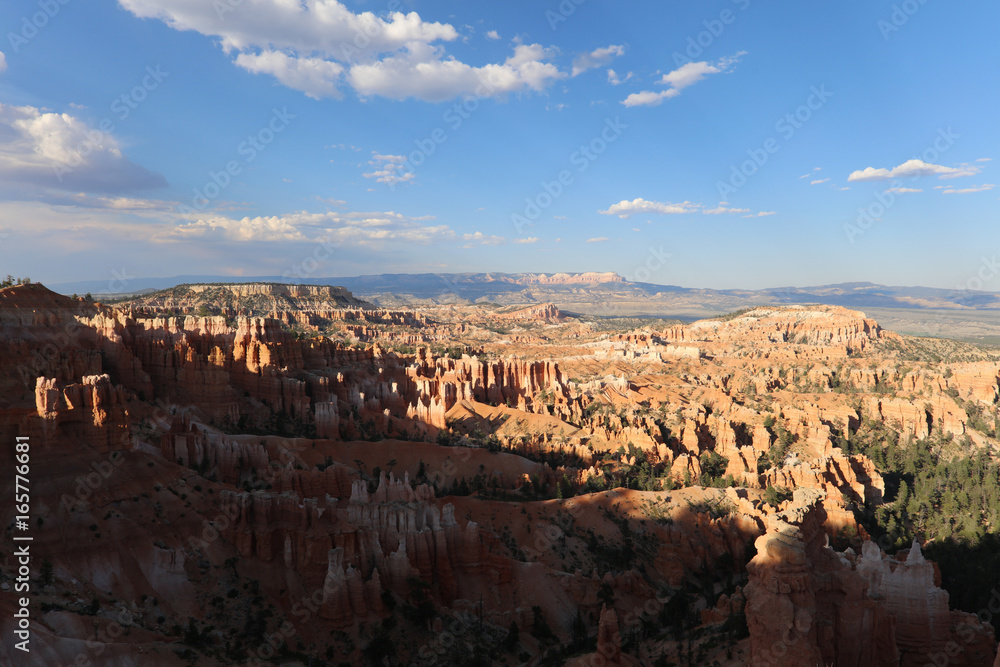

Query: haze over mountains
[52,272,1000,318]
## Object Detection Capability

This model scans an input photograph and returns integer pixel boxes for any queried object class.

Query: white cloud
[167,214,309,243]
[0,51,6,73]
[607,69,633,86]
[513,237,538,244]
[348,42,564,102]
[163,209,452,245]
[235,50,344,99]
[810,178,830,185]
[486,30,500,40]
[586,237,608,243]
[602,197,772,219]
[621,90,672,107]
[0,198,469,279]
[600,198,699,218]
[462,231,504,246]
[847,158,981,182]
[0,100,166,195]
[53,193,176,212]
[942,183,995,194]
[119,0,566,102]
[119,0,457,56]
[362,152,414,186]
[622,53,743,107]
[571,44,625,77]
[976,157,992,162]
[703,205,749,215]
[885,186,922,194]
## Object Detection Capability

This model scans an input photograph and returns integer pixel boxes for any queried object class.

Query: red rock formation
[494,303,563,322]
[763,454,884,505]
[662,305,896,356]
[745,490,996,667]
[33,374,131,452]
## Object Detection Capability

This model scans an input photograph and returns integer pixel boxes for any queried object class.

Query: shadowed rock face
[1,283,997,665]
[745,489,996,667]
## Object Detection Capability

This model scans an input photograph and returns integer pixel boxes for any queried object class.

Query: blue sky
[0,0,997,291]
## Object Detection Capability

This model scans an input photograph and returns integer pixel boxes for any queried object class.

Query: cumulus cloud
[607,69,633,86]
[348,42,564,102]
[622,53,743,107]
[118,0,456,55]
[513,237,538,244]
[462,231,504,247]
[703,205,750,215]
[235,50,344,99]
[362,152,414,186]
[0,101,167,194]
[166,214,309,243]
[847,158,980,182]
[163,209,453,245]
[601,197,773,219]
[486,30,500,40]
[571,44,625,77]
[600,198,699,218]
[119,0,566,102]
[942,183,995,194]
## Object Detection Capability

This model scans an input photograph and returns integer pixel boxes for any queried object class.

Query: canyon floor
[2,282,1000,667]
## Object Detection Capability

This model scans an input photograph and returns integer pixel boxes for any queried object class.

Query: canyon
[1,282,999,666]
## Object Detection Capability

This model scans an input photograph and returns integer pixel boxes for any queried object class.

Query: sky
[0,0,998,292]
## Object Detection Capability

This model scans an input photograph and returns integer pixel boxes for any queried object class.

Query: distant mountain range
[49,272,1000,318]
